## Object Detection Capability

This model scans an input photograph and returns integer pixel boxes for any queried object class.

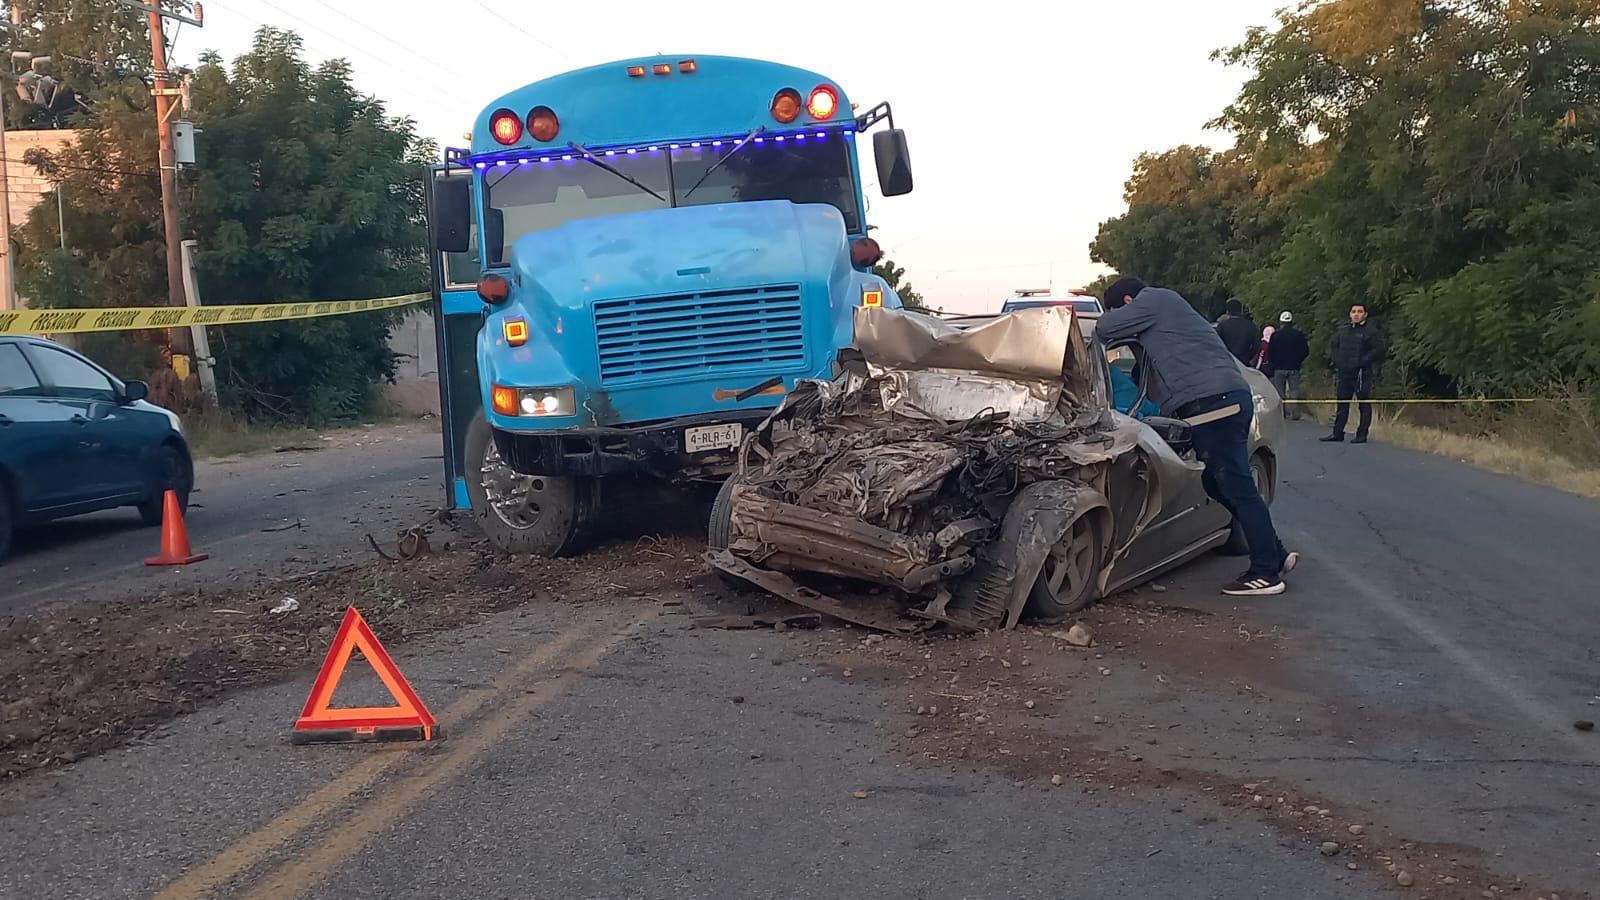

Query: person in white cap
[1266,311,1309,420]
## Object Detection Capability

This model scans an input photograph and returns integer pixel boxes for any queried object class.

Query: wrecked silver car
[706,306,1283,632]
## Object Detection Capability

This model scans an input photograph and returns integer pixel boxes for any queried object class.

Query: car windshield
[483,136,860,264]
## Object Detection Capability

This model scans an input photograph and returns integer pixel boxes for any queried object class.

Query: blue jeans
[1185,389,1285,578]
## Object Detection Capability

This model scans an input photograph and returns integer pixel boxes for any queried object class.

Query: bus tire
[465,411,596,557]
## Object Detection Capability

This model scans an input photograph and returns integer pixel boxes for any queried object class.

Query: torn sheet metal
[852,305,1095,408]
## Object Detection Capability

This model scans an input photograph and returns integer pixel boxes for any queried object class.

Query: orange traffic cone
[144,490,207,566]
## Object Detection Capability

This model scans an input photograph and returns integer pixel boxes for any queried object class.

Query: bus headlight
[513,387,575,417]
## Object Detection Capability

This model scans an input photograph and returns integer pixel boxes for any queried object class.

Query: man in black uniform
[1322,302,1386,443]
[1215,298,1258,364]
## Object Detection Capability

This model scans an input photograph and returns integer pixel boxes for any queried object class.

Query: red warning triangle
[293,607,437,739]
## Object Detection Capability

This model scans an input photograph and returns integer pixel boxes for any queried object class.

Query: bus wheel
[465,412,596,557]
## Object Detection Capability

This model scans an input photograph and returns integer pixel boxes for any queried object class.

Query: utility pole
[142,2,192,357]
[0,4,23,312]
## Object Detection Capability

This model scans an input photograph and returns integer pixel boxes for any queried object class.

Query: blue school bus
[426,54,913,554]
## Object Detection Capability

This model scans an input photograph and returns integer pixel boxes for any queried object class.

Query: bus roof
[470,55,856,159]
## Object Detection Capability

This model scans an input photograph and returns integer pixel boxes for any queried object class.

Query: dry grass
[1294,401,1600,498]
[182,410,430,460]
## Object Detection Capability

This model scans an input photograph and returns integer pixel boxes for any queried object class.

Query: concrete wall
[385,307,441,415]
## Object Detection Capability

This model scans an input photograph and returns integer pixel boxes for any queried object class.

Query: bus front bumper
[492,409,773,480]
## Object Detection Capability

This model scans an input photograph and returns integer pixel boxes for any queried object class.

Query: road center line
[152,614,630,900]
[235,612,657,900]
[1318,560,1597,761]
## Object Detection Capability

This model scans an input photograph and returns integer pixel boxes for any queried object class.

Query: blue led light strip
[471,125,856,169]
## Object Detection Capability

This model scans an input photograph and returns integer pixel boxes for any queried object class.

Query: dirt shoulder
[0,530,702,781]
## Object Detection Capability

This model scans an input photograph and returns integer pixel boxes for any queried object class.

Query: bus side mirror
[431,174,472,253]
[873,129,913,197]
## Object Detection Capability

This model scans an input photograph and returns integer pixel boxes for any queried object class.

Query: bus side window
[443,223,481,287]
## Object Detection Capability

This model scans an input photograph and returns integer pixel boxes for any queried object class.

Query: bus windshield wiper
[568,142,666,203]
[681,127,766,200]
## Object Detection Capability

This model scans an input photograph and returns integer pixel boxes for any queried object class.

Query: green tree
[15,25,432,423]
[1097,0,1600,394]
[871,257,932,312]
[1089,146,1280,321]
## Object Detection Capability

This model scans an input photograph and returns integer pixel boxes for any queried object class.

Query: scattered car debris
[692,612,822,630]
[268,597,300,615]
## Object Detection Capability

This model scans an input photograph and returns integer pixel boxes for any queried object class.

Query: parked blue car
[0,336,192,563]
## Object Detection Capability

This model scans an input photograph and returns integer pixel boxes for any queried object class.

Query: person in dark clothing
[1322,303,1386,443]
[1097,277,1298,596]
[1215,298,1259,364]
[1266,311,1310,420]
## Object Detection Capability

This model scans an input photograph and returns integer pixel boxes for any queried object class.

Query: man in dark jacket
[1266,311,1310,420]
[1215,298,1258,364]
[1097,277,1297,596]
[1322,302,1386,443]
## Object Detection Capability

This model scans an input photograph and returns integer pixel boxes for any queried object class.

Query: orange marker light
[678,59,697,74]
[771,88,802,124]
[807,85,839,121]
[652,63,672,76]
[478,273,510,305]
[527,106,559,142]
[503,317,529,346]
[626,65,646,78]
[490,385,518,416]
[863,290,884,308]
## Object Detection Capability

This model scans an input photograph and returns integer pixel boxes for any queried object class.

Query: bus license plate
[685,423,742,453]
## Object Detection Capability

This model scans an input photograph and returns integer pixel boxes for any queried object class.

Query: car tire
[707,475,738,550]
[1219,452,1274,556]
[465,411,596,557]
[706,475,755,591]
[0,478,13,565]
[138,443,193,527]
[1024,514,1104,622]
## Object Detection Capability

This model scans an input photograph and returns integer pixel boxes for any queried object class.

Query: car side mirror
[873,129,913,197]
[431,173,472,254]
[121,380,149,403]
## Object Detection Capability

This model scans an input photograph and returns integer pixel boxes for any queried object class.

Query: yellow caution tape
[1282,398,1542,404]
[0,292,428,336]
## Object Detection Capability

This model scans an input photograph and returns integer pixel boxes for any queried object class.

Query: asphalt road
[2,422,1597,899]
[1,422,447,614]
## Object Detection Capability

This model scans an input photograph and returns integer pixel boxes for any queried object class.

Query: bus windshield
[484,136,859,265]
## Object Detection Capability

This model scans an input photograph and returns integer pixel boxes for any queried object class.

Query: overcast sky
[177,0,1286,312]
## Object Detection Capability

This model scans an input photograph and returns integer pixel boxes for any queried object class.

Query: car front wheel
[138,444,193,526]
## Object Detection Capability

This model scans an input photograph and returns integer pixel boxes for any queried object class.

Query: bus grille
[593,284,808,384]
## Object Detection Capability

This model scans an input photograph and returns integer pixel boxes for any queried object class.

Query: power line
[304,0,443,65]
[2,156,159,178]
[470,1,575,62]
[205,0,457,106]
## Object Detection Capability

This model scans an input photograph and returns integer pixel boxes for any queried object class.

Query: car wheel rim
[480,440,543,530]
[1043,518,1094,602]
